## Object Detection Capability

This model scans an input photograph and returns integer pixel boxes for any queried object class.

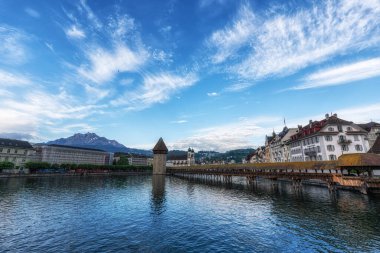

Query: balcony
[304,150,317,157]
[337,139,352,145]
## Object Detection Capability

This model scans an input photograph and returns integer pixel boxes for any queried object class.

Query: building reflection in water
[151,175,166,214]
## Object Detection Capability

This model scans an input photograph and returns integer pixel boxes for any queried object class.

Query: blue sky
[0,0,380,151]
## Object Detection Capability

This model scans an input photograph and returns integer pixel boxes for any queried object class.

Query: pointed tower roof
[153,137,168,154]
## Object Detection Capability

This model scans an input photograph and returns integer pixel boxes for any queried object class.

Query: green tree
[0,161,15,172]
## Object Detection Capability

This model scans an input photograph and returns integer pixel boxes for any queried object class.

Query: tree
[25,162,51,173]
[0,162,14,172]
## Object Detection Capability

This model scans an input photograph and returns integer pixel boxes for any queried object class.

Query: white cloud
[45,42,54,52]
[224,82,252,92]
[208,0,380,82]
[170,116,281,151]
[208,4,254,64]
[171,120,188,124]
[112,72,198,110]
[291,58,380,90]
[0,70,32,87]
[79,0,102,29]
[207,92,219,97]
[65,25,86,39]
[170,102,380,152]
[78,44,147,84]
[334,103,380,124]
[0,133,42,142]
[25,7,40,18]
[0,25,29,65]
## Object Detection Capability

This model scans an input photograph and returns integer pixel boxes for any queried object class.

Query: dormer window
[347,127,352,131]
[328,127,334,131]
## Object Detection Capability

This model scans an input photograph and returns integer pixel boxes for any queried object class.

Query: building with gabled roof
[270,127,298,162]
[358,121,380,149]
[289,114,369,162]
[0,138,34,171]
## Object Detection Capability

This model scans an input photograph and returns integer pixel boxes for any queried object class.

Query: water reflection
[151,175,166,214]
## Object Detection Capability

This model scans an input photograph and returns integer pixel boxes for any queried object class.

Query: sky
[0,0,380,152]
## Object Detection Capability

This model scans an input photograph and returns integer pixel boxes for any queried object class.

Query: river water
[0,175,379,252]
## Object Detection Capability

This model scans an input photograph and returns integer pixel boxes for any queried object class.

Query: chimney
[333,113,337,117]
[298,125,302,130]
[309,120,312,127]
[325,113,329,119]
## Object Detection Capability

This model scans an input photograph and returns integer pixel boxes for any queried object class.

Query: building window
[339,135,346,142]
[315,137,319,143]
[7,149,10,153]
[347,127,352,131]
[355,145,363,151]
[0,148,2,153]
[14,149,18,154]
[317,146,321,153]
[354,135,359,141]
[341,145,349,151]
[325,136,333,141]
[317,155,322,161]
[327,145,335,151]
[328,127,334,131]
[329,155,337,160]
[338,125,343,132]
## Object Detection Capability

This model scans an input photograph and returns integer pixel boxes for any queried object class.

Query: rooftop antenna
[284,117,287,127]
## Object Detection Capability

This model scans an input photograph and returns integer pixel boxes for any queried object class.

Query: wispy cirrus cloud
[208,0,380,89]
[171,120,188,124]
[0,25,30,65]
[78,44,148,84]
[65,25,86,39]
[291,58,380,90]
[112,72,198,111]
[207,4,254,64]
[0,70,32,87]
[25,7,40,18]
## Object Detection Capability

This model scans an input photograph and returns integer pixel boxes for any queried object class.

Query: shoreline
[0,172,152,178]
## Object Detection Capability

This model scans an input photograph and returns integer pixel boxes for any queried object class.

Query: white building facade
[289,114,369,162]
[270,127,298,162]
[0,138,34,172]
[34,144,112,165]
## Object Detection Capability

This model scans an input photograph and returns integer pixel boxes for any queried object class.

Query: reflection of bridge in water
[167,154,380,194]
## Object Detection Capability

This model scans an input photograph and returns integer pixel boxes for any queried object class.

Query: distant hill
[196,148,254,163]
[46,132,152,156]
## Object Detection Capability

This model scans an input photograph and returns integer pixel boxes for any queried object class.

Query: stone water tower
[152,137,168,174]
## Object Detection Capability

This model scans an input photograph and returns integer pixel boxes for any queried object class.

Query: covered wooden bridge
[167,153,380,194]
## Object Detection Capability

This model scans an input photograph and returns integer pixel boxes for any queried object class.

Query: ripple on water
[0,176,380,252]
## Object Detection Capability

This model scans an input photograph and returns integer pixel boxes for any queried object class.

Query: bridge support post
[327,181,337,193]
[360,182,368,195]
[292,179,302,190]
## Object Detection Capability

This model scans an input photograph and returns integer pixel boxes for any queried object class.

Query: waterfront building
[248,146,265,163]
[270,127,298,162]
[128,155,151,166]
[368,136,380,154]
[289,114,369,162]
[166,148,195,167]
[0,138,34,172]
[264,134,275,162]
[358,121,380,149]
[34,144,112,165]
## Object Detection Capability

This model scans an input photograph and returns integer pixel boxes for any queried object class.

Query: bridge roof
[338,153,380,167]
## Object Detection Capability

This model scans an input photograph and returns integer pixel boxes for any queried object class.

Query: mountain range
[46,133,152,156]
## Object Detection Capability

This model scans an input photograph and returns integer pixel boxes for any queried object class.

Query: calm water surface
[0,175,379,252]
